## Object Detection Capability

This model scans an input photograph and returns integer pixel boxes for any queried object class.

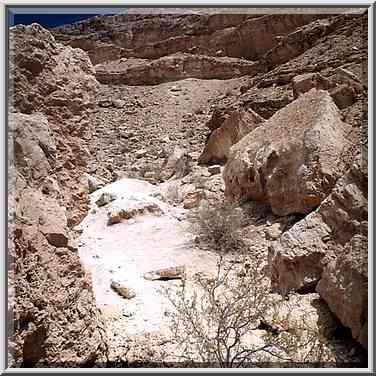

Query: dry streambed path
[77,178,220,361]
[80,73,246,362]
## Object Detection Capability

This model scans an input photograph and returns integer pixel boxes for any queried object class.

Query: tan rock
[10,23,99,119]
[112,99,125,108]
[224,89,353,216]
[54,13,318,66]
[262,16,344,70]
[264,293,339,338]
[199,108,264,164]
[268,212,332,293]
[9,23,106,367]
[143,266,186,281]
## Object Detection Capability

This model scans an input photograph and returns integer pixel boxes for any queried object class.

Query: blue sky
[11,14,100,28]
[7,7,122,28]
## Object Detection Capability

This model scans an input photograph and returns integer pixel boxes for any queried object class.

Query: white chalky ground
[77,178,219,337]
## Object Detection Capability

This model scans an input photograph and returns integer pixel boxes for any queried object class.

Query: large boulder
[199,108,264,165]
[268,212,333,294]
[224,89,353,216]
[316,234,368,349]
[268,152,368,347]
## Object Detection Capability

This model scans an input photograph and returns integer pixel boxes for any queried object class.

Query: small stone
[98,99,112,108]
[96,192,117,207]
[135,149,147,159]
[86,174,106,193]
[143,266,185,281]
[107,209,123,225]
[265,223,283,240]
[67,239,78,252]
[45,232,68,248]
[170,85,182,92]
[112,99,125,108]
[121,309,134,318]
[111,280,136,299]
[208,165,221,175]
[161,136,170,143]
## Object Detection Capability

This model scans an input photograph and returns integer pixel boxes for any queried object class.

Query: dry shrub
[164,255,334,367]
[189,199,243,253]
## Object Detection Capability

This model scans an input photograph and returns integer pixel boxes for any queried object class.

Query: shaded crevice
[296,281,318,295]
[257,320,280,337]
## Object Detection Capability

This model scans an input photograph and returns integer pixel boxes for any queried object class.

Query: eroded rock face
[52,13,321,64]
[95,53,262,86]
[268,152,367,347]
[199,108,264,164]
[10,23,99,119]
[261,15,353,70]
[223,89,353,216]
[8,24,106,366]
[10,22,100,227]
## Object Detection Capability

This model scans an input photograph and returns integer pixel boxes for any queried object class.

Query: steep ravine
[9,9,368,367]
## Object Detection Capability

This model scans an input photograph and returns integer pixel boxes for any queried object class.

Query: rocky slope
[9,23,106,366]
[9,9,368,367]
